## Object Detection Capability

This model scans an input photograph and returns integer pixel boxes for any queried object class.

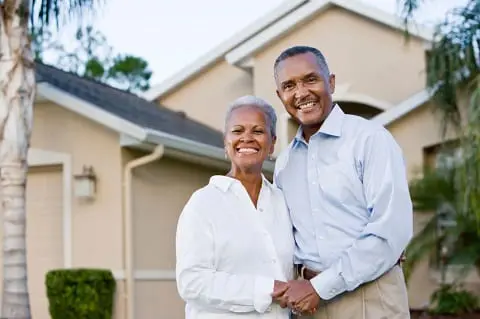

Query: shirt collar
[209,174,272,193]
[292,104,344,148]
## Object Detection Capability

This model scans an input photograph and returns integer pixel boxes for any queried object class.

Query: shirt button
[259,208,264,212]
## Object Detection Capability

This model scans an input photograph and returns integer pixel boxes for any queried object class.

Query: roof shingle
[35,63,224,148]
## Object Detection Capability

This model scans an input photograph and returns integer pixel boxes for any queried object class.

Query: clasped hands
[271,279,321,316]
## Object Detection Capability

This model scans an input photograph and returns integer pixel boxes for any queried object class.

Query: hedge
[45,268,116,319]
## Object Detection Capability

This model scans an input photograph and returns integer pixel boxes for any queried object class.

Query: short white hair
[224,95,277,137]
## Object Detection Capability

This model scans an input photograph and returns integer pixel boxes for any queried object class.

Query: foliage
[399,0,480,287]
[429,284,479,315]
[29,0,104,30]
[31,24,152,92]
[405,151,480,275]
[45,268,116,319]
[108,55,152,91]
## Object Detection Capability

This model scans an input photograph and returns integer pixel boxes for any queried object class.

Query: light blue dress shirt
[274,104,413,301]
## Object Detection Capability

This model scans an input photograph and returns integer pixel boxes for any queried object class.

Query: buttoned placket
[306,136,327,254]
[231,182,285,281]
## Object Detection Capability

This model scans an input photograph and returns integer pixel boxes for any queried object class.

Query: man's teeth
[237,148,258,154]
[298,102,316,110]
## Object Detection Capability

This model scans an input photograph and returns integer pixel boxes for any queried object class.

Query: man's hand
[271,280,289,308]
[283,279,320,314]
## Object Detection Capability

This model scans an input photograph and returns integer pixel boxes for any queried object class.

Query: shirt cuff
[310,266,347,300]
[253,276,274,313]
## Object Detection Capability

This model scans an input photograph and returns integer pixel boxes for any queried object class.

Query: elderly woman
[175,95,295,318]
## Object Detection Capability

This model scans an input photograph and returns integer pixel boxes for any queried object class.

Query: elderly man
[272,45,412,319]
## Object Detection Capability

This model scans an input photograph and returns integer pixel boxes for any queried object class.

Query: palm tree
[0,1,102,317]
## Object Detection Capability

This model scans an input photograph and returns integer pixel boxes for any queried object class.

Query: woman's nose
[240,132,254,142]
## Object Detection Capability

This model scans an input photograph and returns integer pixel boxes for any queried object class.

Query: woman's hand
[271,280,289,308]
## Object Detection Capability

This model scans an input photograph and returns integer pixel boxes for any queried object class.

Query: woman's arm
[175,198,278,313]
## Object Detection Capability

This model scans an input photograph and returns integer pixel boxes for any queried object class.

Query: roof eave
[141,0,308,101]
[226,0,434,66]
[124,130,275,173]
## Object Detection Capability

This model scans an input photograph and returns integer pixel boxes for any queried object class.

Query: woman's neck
[227,167,263,208]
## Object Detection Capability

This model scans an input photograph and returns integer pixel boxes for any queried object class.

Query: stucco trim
[112,269,176,281]
[372,89,431,126]
[225,0,434,66]
[28,148,73,268]
[333,92,393,111]
[141,0,308,101]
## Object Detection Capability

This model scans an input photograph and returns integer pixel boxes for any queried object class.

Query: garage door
[0,165,64,319]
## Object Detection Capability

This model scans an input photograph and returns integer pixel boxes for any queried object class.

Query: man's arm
[310,128,413,300]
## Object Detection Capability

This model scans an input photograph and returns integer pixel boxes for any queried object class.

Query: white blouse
[176,175,295,319]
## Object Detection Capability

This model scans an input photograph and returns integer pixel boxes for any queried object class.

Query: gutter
[144,129,275,173]
[123,145,165,319]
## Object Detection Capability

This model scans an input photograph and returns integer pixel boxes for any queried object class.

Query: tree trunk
[0,0,35,318]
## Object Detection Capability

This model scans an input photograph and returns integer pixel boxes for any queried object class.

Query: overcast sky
[47,0,468,85]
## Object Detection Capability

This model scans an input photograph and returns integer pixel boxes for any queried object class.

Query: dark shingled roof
[35,63,224,148]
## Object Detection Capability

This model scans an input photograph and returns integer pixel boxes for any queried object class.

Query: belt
[297,254,405,281]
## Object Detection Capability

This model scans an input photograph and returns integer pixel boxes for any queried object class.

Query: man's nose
[294,83,309,99]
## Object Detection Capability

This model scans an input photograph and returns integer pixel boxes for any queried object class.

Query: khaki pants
[297,265,410,319]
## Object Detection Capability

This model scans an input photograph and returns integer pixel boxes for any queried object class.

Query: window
[423,141,462,270]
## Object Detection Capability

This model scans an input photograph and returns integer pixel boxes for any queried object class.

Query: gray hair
[274,45,330,79]
[224,95,277,138]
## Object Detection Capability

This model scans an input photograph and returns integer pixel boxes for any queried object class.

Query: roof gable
[143,0,433,101]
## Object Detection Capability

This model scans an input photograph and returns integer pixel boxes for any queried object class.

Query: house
[142,0,479,314]
[0,62,277,319]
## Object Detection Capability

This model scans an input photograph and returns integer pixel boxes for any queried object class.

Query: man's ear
[329,74,336,94]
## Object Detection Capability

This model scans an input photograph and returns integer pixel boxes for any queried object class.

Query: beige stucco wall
[33,101,124,270]
[159,60,253,131]
[123,148,224,318]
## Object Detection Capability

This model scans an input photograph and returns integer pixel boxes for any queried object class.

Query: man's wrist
[310,266,347,300]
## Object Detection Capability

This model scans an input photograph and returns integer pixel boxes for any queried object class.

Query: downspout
[123,144,165,319]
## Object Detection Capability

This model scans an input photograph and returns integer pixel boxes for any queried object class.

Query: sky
[47,0,468,86]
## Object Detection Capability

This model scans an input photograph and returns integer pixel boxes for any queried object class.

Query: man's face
[275,52,335,127]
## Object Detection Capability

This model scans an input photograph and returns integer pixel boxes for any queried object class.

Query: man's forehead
[276,53,320,78]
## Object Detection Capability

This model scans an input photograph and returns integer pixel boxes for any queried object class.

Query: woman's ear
[270,135,277,155]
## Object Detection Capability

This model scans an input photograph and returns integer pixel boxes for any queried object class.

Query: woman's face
[224,105,276,171]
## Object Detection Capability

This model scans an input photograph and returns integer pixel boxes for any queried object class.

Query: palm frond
[30,0,105,30]
[409,165,458,212]
[403,214,440,282]
[425,0,480,133]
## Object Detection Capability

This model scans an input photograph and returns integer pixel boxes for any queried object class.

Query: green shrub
[429,284,479,315]
[46,268,116,319]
